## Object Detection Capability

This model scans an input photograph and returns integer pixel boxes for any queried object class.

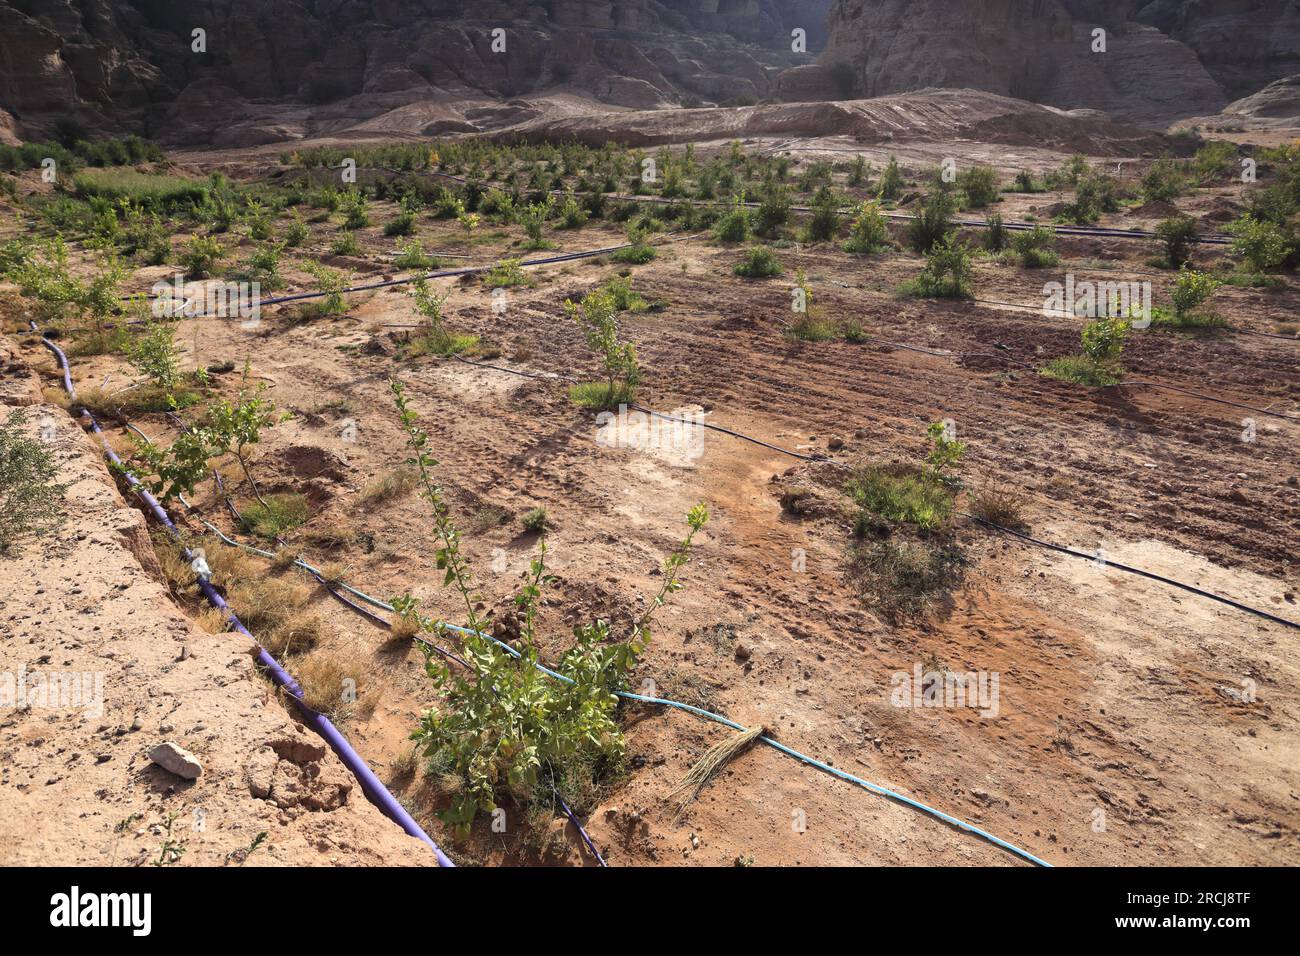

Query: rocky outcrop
[1136,0,1300,100]
[809,0,1228,126]
[0,0,834,144]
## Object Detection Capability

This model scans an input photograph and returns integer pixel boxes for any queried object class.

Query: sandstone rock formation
[809,0,1232,126]
[0,0,834,144]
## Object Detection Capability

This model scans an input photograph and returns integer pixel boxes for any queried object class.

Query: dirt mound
[500,89,1172,155]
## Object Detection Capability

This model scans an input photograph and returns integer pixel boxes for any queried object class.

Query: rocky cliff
[0,0,834,144]
[811,0,1300,127]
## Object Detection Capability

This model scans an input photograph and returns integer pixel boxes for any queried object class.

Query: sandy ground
[3,123,1298,867]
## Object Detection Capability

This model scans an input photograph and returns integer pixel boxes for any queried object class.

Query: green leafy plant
[843,200,890,254]
[1156,215,1198,267]
[390,378,708,835]
[127,317,182,392]
[877,156,904,201]
[302,260,350,314]
[734,246,783,278]
[407,276,477,356]
[180,234,225,279]
[205,371,284,509]
[902,237,972,298]
[803,185,841,242]
[0,410,69,553]
[1227,215,1288,273]
[1010,224,1059,268]
[565,285,639,408]
[908,190,954,253]
[713,194,752,243]
[957,165,999,207]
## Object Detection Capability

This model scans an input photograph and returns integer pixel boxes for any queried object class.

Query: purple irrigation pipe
[36,329,453,867]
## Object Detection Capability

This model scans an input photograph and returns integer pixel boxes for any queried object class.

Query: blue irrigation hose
[257,575,1052,867]
[36,329,454,867]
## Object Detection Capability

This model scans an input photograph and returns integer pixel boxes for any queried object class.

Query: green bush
[1011,225,1059,268]
[843,200,890,253]
[957,165,999,207]
[179,235,225,279]
[390,380,708,835]
[734,246,783,278]
[803,185,841,242]
[1227,215,1288,273]
[0,410,68,553]
[1156,215,1198,267]
[1141,159,1185,203]
[908,190,954,253]
[903,238,972,298]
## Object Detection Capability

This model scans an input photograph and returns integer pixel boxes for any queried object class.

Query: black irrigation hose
[964,513,1300,630]
[439,339,1300,631]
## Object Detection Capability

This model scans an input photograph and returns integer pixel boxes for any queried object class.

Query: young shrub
[1059,171,1121,224]
[340,190,369,229]
[205,373,284,509]
[903,238,973,299]
[1011,169,1044,193]
[557,192,589,230]
[0,410,69,553]
[180,234,224,279]
[407,276,477,356]
[121,427,211,502]
[394,238,439,270]
[908,190,954,253]
[1161,266,1223,326]
[302,260,351,314]
[284,212,310,247]
[565,285,639,408]
[734,246,783,278]
[984,213,1007,252]
[754,183,791,238]
[518,197,554,249]
[1042,317,1129,386]
[330,231,360,256]
[127,317,182,392]
[1140,159,1185,203]
[611,224,656,264]
[842,200,890,254]
[1010,224,1059,268]
[383,210,416,236]
[957,165,999,208]
[803,185,841,242]
[846,465,955,530]
[1227,215,1288,274]
[1156,215,1198,268]
[713,194,752,243]
[481,257,532,288]
[389,379,708,835]
[878,156,904,201]
[520,507,548,532]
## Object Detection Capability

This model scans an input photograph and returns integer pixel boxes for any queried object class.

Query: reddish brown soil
[4,143,1298,867]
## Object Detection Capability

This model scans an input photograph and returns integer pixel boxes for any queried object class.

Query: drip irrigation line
[438,338,1298,629]
[963,512,1300,630]
[34,327,454,867]
[118,413,605,864]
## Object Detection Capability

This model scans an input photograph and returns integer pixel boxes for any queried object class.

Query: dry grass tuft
[669,724,766,817]
[355,465,418,510]
[291,653,376,722]
[968,484,1030,530]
